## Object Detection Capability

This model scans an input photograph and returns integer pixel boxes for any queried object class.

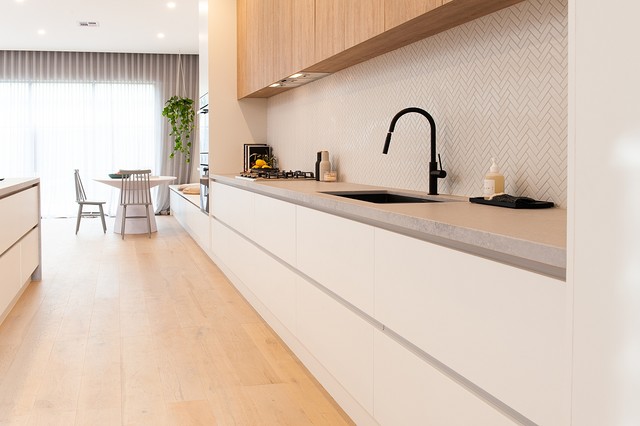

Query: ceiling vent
[78,21,99,27]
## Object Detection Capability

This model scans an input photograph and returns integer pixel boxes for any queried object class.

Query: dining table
[94,175,176,234]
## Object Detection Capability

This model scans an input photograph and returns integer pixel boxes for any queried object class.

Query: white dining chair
[119,169,153,239]
[74,169,107,234]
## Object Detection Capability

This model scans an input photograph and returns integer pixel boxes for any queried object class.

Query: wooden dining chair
[119,169,153,239]
[74,169,107,234]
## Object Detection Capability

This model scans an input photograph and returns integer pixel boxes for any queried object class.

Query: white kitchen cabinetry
[210,194,297,333]
[374,329,515,426]
[211,182,254,239]
[0,180,41,324]
[375,228,567,426]
[296,276,374,414]
[296,205,375,315]
[252,192,296,266]
[169,188,210,252]
[207,180,566,425]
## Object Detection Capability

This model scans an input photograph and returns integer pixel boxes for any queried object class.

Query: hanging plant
[162,95,195,163]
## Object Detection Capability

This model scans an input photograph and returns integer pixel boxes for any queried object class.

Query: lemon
[255,159,267,167]
[261,165,271,168]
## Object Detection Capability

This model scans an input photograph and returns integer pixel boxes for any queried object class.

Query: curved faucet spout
[383,107,446,195]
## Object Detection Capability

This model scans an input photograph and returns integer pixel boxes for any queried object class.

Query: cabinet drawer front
[0,244,21,315]
[296,206,374,315]
[374,228,566,425]
[297,276,374,414]
[0,186,38,256]
[374,330,516,426]
[20,227,39,285]
[210,182,254,238]
[253,193,296,266]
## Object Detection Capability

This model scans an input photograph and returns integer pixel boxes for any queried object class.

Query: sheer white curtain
[0,51,198,218]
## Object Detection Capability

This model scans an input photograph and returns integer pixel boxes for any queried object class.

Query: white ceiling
[0,0,201,54]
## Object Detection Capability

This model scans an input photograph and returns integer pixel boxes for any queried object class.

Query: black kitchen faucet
[383,107,447,195]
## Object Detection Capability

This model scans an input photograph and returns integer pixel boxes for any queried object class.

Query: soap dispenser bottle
[483,157,504,198]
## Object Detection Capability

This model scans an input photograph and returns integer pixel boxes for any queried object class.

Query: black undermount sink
[322,191,443,204]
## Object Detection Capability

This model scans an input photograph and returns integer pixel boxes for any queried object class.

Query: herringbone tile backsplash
[267,0,567,207]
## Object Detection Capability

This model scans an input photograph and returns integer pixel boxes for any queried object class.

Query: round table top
[94,175,177,188]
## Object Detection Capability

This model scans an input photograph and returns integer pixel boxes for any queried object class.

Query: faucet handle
[431,153,447,178]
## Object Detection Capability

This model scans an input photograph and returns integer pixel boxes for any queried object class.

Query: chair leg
[121,205,127,239]
[98,204,107,233]
[76,204,83,234]
[146,205,152,238]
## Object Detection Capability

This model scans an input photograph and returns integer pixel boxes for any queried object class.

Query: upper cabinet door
[315,0,345,63]
[385,0,443,30]
[345,0,385,50]
[291,0,315,73]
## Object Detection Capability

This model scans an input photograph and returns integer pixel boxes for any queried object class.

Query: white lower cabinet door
[296,206,374,315]
[247,246,297,332]
[210,182,254,239]
[296,276,374,415]
[374,228,567,426]
[374,329,516,426]
[20,227,39,285]
[252,192,296,266]
[0,244,21,315]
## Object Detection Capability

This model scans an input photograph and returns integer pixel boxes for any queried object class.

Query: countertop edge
[0,177,40,199]
[212,175,567,281]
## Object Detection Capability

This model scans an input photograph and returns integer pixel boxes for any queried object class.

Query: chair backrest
[74,169,87,203]
[119,169,152,206]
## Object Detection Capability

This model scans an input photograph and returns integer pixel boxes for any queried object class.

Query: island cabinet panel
[252,192,296,266]
[374,228,567,426]
[374,329,516,426]
[0,186,38,255]
[296,205,375,316]
[20,228,40,286]
[344,0,385,49]
[0,244,21,315]
[210,182,254,240]
[296,275,374,415]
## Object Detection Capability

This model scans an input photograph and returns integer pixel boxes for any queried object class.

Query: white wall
[208,0,266,175]
[569,0,640,424]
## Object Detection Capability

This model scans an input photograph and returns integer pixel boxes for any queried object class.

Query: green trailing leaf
[162,96,195,163]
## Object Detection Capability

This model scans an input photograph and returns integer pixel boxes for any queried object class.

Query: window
[0,81,157,217]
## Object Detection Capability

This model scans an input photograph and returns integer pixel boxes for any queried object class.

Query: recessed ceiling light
[157,33,165,39]
[37,29,46,35]
[289,73,304,79]
[167,2,176,8]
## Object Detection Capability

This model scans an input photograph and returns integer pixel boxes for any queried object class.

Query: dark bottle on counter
[315,151,321,181]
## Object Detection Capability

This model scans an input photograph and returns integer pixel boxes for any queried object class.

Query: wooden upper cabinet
[315,0,345,63]
[385,0,443,30]
[239,0,526,98]
[345,0,385,50]
[291,0,315,73]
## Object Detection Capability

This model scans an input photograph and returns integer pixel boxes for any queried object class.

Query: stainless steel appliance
[199,153,209,213]
[198,93,209,213]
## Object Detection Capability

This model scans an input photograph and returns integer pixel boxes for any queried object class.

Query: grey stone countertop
[212,174,567,281]
[0,177,40,199]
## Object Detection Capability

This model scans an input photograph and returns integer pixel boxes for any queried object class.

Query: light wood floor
[0,216,353,425]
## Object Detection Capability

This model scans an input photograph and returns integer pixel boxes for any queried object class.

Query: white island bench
[0,177,41,324]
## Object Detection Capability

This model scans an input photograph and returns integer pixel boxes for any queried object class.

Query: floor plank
[0,217,352,425]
